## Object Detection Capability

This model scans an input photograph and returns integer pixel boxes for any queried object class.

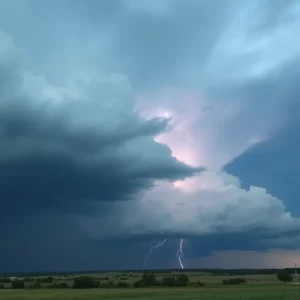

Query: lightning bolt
[143,117,191,271]
[144,239,168,269]
[176,239,185,269]
[183,131,197,148]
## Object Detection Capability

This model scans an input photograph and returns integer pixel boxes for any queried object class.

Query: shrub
[140,273,159,287]
[99,281,115,288]
[36,277,51,284]
[115,281,130,288]
[11,279,25,289]
[195,281,205,287]
[277,271,293,283]
[0,283,4,289]
[177,274,189,287]
[73,276,97,289]
[28,281,42,289]
[161,277,178,287]
[23,277,34,282]
[222,278,246,285]
[48,282,68,289]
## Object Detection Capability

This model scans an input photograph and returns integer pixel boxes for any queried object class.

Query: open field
[1,272,299,300]
[0,285,300,300]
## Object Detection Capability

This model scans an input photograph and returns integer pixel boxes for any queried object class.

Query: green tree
[277,271,293,283]
[115,281,130,288]
[222,278,246,285]
[141,273,159,286]
[11,280,25,289]
[73,276,97,289]
[162,277,178,287]
[177,274,189,286]
[195,281,205,287]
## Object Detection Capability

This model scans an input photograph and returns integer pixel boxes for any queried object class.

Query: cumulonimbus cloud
[1,0,300,252]
[0,29,202,215]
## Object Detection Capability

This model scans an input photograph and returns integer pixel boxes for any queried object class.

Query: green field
[1,272,299,300]
[1,285,300,300]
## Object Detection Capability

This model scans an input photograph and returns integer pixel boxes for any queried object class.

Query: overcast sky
[1,0,300,272]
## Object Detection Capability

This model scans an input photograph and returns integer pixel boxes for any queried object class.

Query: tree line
[0,270,295,290]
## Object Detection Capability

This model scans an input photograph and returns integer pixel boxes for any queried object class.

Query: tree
[133,280,145,288]
[195,281,205,287]
[177,274,189,287]
[222,278,246,285]
[48,282,68,289]
[73,276,97,289]
[11,280,25,289]
[141,273,159,286]
[277,271,293,283]
[115,281,130,288]
[28,281,42,289]
[161,277,178,287]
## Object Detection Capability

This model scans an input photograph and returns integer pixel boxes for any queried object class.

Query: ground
[0,272,299,300]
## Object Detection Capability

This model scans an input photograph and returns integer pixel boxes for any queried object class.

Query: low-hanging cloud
[0,30,201,215]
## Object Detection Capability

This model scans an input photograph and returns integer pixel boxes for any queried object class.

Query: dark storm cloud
[111,0,235,89]
[1,0,300,272]
[0,36,201,215]
[226,111,300,217]
[225,60,300,217]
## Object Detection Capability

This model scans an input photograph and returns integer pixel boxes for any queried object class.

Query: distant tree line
[0,273,204,289]
[0,269,295,290]
[222,278,246,285]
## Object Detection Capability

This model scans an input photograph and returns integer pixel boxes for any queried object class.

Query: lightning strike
[176,239,185,269]
[184,131,197,148]
[144,239,168,269]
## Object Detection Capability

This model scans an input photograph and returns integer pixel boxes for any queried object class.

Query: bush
[161,277,178,287]
[0,277,10,283]
[133,280,146,288]
[115,281,130,288]
[0,283,4,289]
[222,278,246,285]
[11,280,25,289]
[38,276,54,283]
[48,282,68,289]
[177,274,189,287]
[73,276,97,289]
[277,271,293,283]
[140,273,159,287]
[99,281,115,288]
[195,281,205,287]
[39,276,54,283]
[28,281,42,289]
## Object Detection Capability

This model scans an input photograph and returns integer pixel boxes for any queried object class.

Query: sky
[1,0,300,272]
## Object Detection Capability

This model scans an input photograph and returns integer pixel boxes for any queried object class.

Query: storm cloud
[0,31,201,215]
[1,0,300,271]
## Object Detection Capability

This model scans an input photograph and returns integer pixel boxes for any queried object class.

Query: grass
[0,285,300,300]
[1,273,300,300]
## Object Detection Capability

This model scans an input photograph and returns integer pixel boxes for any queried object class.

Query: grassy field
[1,272,299,300]
[1,285,300,300]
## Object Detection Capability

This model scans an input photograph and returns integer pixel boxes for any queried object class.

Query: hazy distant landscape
[0,268,299,300]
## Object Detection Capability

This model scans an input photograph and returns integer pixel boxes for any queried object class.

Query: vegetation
[222,277,246,285]
[73,276,99,289]
[11,279,25,289]
[0,285,299,300]
[276,271,293,283]
[0,269,298,300]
